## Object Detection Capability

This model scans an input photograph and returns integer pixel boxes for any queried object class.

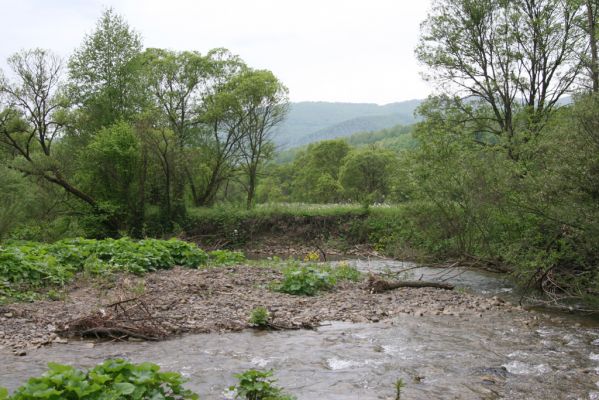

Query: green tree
[417,0,584,160]
[78,121,144,233]
[291,139,350,202]
[0,50,103,212]
[232,69,289,209]
[339,148,397,204]
[68,8,144,130]
[192,52,247,207]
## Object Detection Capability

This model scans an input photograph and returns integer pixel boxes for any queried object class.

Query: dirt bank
[0,265,523,353]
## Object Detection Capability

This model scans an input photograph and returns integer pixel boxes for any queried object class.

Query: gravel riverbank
[0,265,525,353]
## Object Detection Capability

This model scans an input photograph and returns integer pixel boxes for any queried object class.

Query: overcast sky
[1,0,433,104]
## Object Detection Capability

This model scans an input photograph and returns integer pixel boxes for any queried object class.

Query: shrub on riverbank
[229,369,295,400]
[273,261,362,296]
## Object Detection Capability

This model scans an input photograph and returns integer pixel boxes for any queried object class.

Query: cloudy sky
[1,0,433,104]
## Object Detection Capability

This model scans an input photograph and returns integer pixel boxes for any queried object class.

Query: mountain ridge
[273,99,423,148]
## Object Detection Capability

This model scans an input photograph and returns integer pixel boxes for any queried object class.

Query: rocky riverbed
[0,264,521,352]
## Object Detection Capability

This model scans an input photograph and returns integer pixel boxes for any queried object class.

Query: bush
[249,307,270,327]
[209,250,246,265]
[274,263,336,296]
[1,359,198,400]
[329,261,361,282]
[229,370,294,400]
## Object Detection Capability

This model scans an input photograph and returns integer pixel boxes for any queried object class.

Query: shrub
[249,307,270,327]
[2,359,198,399]
[229,370,294,400]
[274,263,336,296]
[209,250,246,265]
[329,261,361,282]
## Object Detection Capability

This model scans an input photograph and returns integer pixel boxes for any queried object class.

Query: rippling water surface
[1,259,598,399]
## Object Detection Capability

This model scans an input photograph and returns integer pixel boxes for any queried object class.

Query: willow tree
[233,70,289,209]
[68,8,144,130]
[0,49,114,227]
[582,0,599,91]
[417,0,584,159]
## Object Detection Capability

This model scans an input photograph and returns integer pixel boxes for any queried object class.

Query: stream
[1,259,598,399]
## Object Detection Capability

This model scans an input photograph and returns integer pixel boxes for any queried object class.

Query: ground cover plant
[273,261,361,296]
[0,238,243,304]
[228,369,295,400]
[0,362,297,400]
[0,359,199,400]
[248,307,271,328]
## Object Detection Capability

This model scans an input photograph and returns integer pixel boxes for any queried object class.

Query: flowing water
[1,259,598,399]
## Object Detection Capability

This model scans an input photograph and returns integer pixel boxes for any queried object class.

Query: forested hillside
[273,100,421,148]
[274,124,416,163]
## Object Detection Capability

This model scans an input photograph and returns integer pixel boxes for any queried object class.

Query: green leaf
[113,382,136,395]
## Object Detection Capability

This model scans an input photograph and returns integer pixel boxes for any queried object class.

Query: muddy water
[2,259,599,399]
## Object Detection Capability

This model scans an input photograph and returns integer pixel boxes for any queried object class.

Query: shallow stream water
[1,259,598,399]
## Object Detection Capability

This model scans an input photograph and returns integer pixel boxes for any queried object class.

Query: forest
[0,8,289,239]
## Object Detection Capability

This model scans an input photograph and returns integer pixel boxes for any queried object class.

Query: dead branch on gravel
[367,274,454,293]
[59,298,167,341]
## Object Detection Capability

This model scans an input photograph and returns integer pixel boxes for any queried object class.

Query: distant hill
[275,123,417,164]
[273,99,423,148]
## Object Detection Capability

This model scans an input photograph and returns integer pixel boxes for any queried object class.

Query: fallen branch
[367,275,454,293]
[59,298,168,341]
[79,327,161,341]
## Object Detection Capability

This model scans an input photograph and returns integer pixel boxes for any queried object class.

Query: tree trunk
[588,1,599,92]
[367,275,455,293]
[246,165,257,210]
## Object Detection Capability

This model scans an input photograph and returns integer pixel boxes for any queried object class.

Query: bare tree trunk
[588,1,599,92]
[246,165,257,210]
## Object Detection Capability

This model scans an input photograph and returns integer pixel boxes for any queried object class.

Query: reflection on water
[1,259,598,399]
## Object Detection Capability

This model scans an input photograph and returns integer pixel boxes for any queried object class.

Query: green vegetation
[0,361,297,400]
[208,250,246,266]
[273,261,361,296]
[248,307,270,327]
[229,369,295,400]
[274,124,415,164]
[0,7,289,242]
[0,238,240,303]
[0,359,198,400]
[257,140,403,204]
[394,378,406,400]
[2,1,599,310]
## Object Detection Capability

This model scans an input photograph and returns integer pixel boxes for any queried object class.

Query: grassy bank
[184,203,433,261]
[184,203,598,310]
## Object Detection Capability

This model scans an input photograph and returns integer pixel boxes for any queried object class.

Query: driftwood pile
[59,298,167,341]
[367,274,454,293]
